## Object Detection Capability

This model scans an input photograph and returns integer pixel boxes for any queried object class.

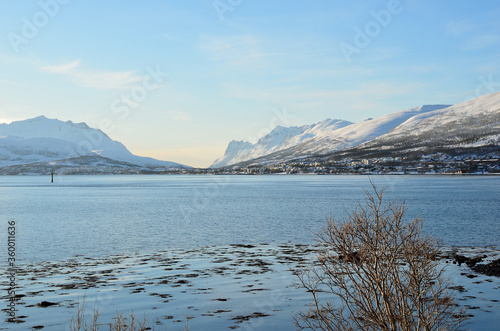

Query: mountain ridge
[342,91,500,158]
[212,103,454,168]
[0,116,188,172]
[211,118,354,168]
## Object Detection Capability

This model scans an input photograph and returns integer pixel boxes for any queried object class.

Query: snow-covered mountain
[0,116,188,170]
[211,119,353,168]
[346,91,500,157]
[212,104,451,168]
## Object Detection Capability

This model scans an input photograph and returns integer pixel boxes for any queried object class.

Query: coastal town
[187,154,500,175]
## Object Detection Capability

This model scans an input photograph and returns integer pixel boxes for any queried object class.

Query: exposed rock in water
[37,301,58,308]
[452,254,500,277]
[471,259,500,277]
[452,254,487,268]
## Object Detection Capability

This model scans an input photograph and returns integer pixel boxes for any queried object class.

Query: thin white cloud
[40,60,81,74]
[445,20,475,36]
[163,34,176,40]
[199,34,267,66]
[40,60,142,89]
[224,81,423,115]
[72,71,141,89]
[406,64,437,73]
[0,77,22,86]
[166,110,191,121]
[463,35,500,50]
[366,47,404,62]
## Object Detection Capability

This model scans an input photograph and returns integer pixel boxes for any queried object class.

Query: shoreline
[2,243,499,330]
[2,172,500,176]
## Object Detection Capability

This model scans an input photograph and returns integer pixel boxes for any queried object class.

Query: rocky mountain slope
[211,119,353,168]
[337,91,500,159]
[212,104,452,167]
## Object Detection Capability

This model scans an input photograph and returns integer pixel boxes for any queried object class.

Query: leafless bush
[69,296,150,331]
[293,182,467,330]
[69,296,101,331]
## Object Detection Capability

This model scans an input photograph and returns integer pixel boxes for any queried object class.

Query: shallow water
[0,175,499,263]
[1,244,499,330]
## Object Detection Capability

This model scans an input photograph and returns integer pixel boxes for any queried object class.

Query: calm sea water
[1,175,499,263]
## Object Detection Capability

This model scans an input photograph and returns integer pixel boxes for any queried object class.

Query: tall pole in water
[51,172,54,183]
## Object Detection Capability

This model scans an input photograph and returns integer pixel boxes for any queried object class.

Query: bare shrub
[69,296,150,331]
[108,311,148,331]
[293,182,467,330]
[69,296,101,331]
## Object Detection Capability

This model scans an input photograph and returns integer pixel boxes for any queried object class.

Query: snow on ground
[1,244,499,330]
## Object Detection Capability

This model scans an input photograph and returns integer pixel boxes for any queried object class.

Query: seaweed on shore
[451,254,500,277]
[470,259,500,277]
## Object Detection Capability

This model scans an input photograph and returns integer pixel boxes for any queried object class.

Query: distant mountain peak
[22,115,90,130]
[67,120,90,129]
[210,94,499,168]
[0,115,189,170]
[211,117,353,168]
[419,104,451,112]
[224,140,254,154]
[32,115,49,120]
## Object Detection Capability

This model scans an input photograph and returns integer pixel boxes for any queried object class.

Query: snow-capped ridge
[211,118,353,168]
[359,91,500,153]
[0,116,188,169]
[211,100,480,167]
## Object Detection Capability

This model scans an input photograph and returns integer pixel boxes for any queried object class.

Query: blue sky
[0,0,499,167]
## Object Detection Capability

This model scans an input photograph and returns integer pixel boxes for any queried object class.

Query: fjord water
[1,175,499,263]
